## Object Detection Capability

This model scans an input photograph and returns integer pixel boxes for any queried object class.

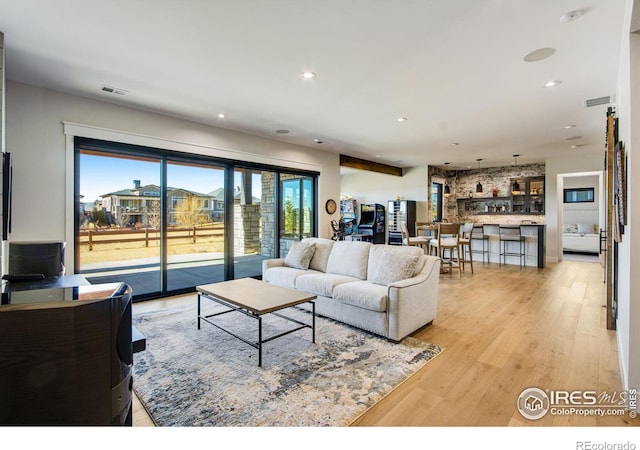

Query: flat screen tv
[3,152,12,240]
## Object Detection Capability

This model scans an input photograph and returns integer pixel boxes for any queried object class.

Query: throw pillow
[370,254,420,286]
[577,223,592,235]
[284,240,316,270]
[307,238,335,272]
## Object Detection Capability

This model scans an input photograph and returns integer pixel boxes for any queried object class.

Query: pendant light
[475,159,483,193]
[511,154,521,194]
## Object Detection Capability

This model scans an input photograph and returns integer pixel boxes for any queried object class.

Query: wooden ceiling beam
[340,154,403,177]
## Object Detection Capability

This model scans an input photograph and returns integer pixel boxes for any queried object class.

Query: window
[563,188,594,203]
[172,196,185,208]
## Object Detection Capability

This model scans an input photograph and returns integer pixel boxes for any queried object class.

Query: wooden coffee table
[196,278,317,366]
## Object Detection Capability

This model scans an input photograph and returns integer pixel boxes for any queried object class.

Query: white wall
[340,165,429,221]
[5,81,341,272]
[613,0,640,394]
[545,154,605,262]
[562,174,600,228]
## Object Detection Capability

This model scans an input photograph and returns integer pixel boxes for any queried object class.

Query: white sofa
[262,238,441,342]
[562,223,600,254]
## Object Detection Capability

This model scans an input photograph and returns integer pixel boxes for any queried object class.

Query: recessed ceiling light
[301,71,316,80]
[450,142,460,146]
[566,135,582,140]
[217,113,226,119]
[275,129,290,134]
[524,48,556,62]
[563,124,576,129]
[544,80,562,88]
[313,138,324,144]
[375,155,381,158]
[397,117,408,122]
[444,162,450,165]
[560,10,582,23]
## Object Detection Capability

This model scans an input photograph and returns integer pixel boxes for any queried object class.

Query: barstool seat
[499,225,525,268]
[471,224,490,264]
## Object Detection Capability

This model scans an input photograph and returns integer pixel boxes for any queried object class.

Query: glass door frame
[74,137,319,301]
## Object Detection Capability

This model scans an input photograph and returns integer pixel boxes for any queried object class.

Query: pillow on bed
[563,224,578,233]
[577,223,594,235]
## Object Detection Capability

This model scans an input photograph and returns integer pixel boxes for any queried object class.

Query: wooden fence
[79,224,224,251]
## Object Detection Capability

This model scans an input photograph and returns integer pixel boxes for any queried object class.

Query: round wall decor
[325,199,337,214]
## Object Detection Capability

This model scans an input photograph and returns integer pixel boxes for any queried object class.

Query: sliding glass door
[280,175,315,256]
[233,168,276,278]
[76,139,318,300]
[77,150,162,297]
[165,160,227,291]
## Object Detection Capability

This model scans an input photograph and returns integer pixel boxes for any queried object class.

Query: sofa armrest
[262,258,285,275]
[386,256,441,342]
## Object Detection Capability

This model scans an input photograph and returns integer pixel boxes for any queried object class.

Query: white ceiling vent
[101,86,128,96]
[585,96,611,107]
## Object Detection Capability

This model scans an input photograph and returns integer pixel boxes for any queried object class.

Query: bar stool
[499,225,525,268]
[400,221,430,252]
[430,222,462,279]
[471,224,490,264]
[459,222,474,274]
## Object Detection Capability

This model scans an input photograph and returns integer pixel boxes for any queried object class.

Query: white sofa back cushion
[367,245,424,285]
[303,237,335,272]
[325,241,372,280]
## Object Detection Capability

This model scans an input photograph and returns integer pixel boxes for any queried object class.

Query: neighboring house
[208,186,261,221]
[99,180,215,227]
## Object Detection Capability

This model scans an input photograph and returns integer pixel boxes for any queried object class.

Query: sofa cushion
[367,245,424,283]
[263,267,315,289]
[325,241,371,279]
[333,281,388,312]
[303,237,335,272]
[295,272,360,298]
[284,240,316,270]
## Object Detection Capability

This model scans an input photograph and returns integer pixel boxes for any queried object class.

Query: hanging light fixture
[444,184,451,197]
[512,154,521,194]
[475,159,483,193]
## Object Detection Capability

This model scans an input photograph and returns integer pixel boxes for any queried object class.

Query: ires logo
[549,390,598,405]
[517,388,636,420]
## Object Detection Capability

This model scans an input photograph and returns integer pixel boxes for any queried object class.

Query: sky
[80,153,260,203]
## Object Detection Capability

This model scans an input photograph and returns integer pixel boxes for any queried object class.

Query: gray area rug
[132,301,443,426]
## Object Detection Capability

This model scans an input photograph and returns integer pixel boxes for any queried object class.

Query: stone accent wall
[430,163,545,223]
[234,204,261,255]
[261,172,276,258]
[453,163,544,200]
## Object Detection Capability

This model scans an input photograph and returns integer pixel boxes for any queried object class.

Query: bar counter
[473,223,546,268]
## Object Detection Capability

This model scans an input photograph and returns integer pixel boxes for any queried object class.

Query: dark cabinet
[510,176,544,214]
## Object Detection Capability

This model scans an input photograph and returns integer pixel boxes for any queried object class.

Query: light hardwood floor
[132,259,639,427]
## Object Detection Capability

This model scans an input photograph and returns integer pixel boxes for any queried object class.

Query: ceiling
[0,1,627,170]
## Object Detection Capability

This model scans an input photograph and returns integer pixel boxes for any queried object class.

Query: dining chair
[400,221,430,252]
[429,222,462,279]
[459,222,474,274]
